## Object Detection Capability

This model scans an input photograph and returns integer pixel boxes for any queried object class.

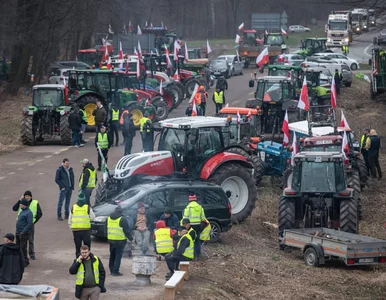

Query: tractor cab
[33,85,66,108]
[264,33,285,46]
[299,38,329,57]
[267,65,302,92]
[155,33,178,53]
[219,107,260,139]
[242,30,258,46]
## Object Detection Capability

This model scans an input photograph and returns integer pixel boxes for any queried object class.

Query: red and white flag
[107,56,112,69]
[145,21,148,28]
[265,30,268,35]
[206,39,212,54]
[235,34,241,44]
[164,47,173,69]
[291,134,298,167]
[103,46,109,61]
[246,110,252,119]
[172,69,179,82]
[184,43,189,60]
[340,110,350,129]
[282,110,290,146]
[238,22,245,30]
[256,47,269,68]
[119,41,123,68]
[342,130,349,158]
[137,25,142,35]
[173,40,181,61]
[298,77,310,111]
[189,84,199,103]
[192,100,198,116]
[159,83,163,95]
[136,58,140,78]
[236,111,241,124]
[331,75,337,109]
[137,40,142,58]
[128,21,132,32]
[281,28,287,36]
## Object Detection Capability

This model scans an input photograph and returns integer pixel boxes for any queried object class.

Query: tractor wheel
[144,104,156,122]
[169,85,184,107]
[94,181,107,206]
[60,113,72,145]
[347,170,362,220]
[20,114,36,146]
[127,103,145,126]
[169,82,185,100]
[354,158,368,189]
[278,196,296,237]
[209,163,257,224]
[77,95,100,131]
[185,78,201,98]
[281,168,293,189]
[251,154,264,184]
[162,87,176,112]
[152,97,169,122]
[340,196,359,234]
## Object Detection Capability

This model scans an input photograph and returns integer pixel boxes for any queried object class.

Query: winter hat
[3,233,15,241]
[24,190,32,197]
[20,199,29,206]
[189,194,197,201]
[115,206,123,213]
[137,201,145,208]
[182,218,190,225]
[164,208,173,215]
[77,192,86,203]
[156,220,166,229]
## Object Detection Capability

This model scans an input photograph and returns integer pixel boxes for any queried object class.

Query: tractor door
[158,128,187,171]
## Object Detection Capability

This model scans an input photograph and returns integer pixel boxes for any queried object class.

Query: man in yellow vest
[69,245,106,299]
[153,220,176,260]
[107,206,133,276]
[12,190,42,261]
[165,218,195,280]
[69,192,95,258]
[79,158,97,206]
[139,112,153,152]
[360,128,370,172]
[212,87,225,114]
[95,125,111,171]
[109,105,120,147]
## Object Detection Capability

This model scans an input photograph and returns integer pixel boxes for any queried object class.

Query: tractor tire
[162,87,177,112]
[94,181,107,206]
[169,85,184,107]
[144,104,157,122]
[152,97,169,122]
[347,170,362,220]
[60,114,72,145]
[278,196,296,237]
[127,103,145,126]
[169,82,185,100]
[76,95,100,131]
[340,196,359,234]
[281,168,293,189]
[20,114,36,146]
[185,78,201,99]
[209,163,257,224]
[354,158,368,189]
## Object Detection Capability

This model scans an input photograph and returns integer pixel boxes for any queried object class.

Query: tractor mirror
[249,80,255,88]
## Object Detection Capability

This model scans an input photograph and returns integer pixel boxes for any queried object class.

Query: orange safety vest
[194,91,207,106]
[119,110,129,125]
[263,92,271,101]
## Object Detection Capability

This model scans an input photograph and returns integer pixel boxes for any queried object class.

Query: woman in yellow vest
[153,220,176,260]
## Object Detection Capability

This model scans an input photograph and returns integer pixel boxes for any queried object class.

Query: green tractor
[20,85,72,145]
[268,65,303,96]
[296,37,332,58]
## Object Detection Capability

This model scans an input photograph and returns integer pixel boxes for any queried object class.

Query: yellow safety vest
[182,201,205,225]
[71,204,91,229]
[17,200,38,223]
[360,135,368,149]
[139,117,151,133]
[200,222,211,241]
[214,91,224,104]
[97,133,109,149]
[79,168,97,189]
[111,109,119,121]
[177,232,194,259]
[79,109,88,123]
[75,256,100,286]
[154,228,174,254]
[107,217,126,240]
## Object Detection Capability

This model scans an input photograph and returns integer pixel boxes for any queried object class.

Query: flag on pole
[119,41,123,69]
[281,27,287,36]
[97,145,109,182]
[225,103,229,107]
[246,110,252,119]
[164,47,173,68]
[145,21,148,28]
[108,24,114,34]
[330,76,337,109]
[298,77,310,111]
[137,25,142,35]
[192,99,198,116]
[102,38,111,46]
[150,23,153,28]
[342,130,349,158]
[136,58,140,78]
[282,110,290,146]
[107,56,111,69]
[184,43,189,60]
[189,84,199,103]
[235,34,241,44]
[265,30,268,35]
[291,134,298,167]
[128,21,132,32]
[236,50,240,62]
[172,69,179,82]
[256,47,269,68]
[340,110,350,129]
[160,82,163,96]
[236,111,241,124]
[103,46,109,61]
[173,40,181,61]
[137,40,142,57]
[206,39,212,54]
[238,22,245,30]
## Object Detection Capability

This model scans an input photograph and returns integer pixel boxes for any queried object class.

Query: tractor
[20,85,72,145]
[370,48,386,100]
[296,37,332,58]
[94,116,257,224]
[278,151,359,236]
[267,65,303,97]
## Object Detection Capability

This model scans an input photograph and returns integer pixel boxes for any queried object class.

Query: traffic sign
[311,18,317,25]
[281,11,288,25]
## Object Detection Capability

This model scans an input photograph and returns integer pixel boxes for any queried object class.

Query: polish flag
[235,34,241,44]
[136,58,140,78]
[256,47,269,68]
[192,100,198,116]
[160,83,163,96]
[238,23,245,30]
[331,75,337,109]
[291,134,298,167]
[282,110,290,146]
[137,40,142,58]
[165,49,173,69]
[206,39,212,54]
[119,42,123,69]
[236,111,241,124]
[281,28,287,36]
[172,69,179,82]
[298,77,310,111]
[107,56,112,69]
[137,25,142,35]
[189,84,199,103]
[103,46,109,61]
[173,40,181,61]
[246,110,252,119]
[145,21,148,28]
[340,110,350,129]
[342,130,349,158]
[184,43,189,60]
[265,30,268,35]
[128,21,132,33]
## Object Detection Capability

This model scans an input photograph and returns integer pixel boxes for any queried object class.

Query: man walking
[360,128,370,172]
[69,106,84,147]
[69,245,106,300]
[213,88,225,114]
[92,100,107,133]
[15,199,33,267]
[194,86,208,116]
[366,129,382,179]
[95,125,111,171]
[12,191,42,261]
[0,233,25,284]
[55,158,75,221]
[139,112,153,152]
[109,105,120,147]
[79,159,97,206]
[334,69,343,95]
[216,75,228,94]
[107,206,133,276]
[69,192,95,258]
[122,112,136,155]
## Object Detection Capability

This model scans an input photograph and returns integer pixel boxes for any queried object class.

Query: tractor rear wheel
[60,114,72,145]
[209,163,257,224]
[185,78,201,98]
[95,181,108,206]
[162,88,176,112]
[152,97,169,122]
[127,103,145,126]
[169,82,185,100]
[167,85,183,107]
[347,170,362,219]
[20,115,36,145]
[354,157,368,189]
[340,196,359,234]
[278,196,296,237]
[77,95,100,131]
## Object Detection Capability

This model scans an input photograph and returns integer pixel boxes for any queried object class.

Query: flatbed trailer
[280,228,386,267]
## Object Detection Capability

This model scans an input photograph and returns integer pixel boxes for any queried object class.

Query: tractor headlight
[60,110,65,115]
[344,38,349,42]
[120,169,130,177]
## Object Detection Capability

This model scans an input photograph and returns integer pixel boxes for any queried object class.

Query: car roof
[128,179,221,191]
[33,84,65,89]
[159,116,229,128]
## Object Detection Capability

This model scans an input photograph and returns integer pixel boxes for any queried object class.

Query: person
[79,159,97,206]
[15,199,33,267]
[334,69,343,95]
[79,105,88,145]
[164,218,195,280]
[216,75,228,93]
[133,202,154,256]
[69,106,84,147]
[153,220,176,258]
[12,191,42,261]
[366,129,382,179]
[107,206,133,276]
[69,192,95,258]
[139,112,153,152]
[109,105,120,147]
[194,86,208,116]
[55,158,75,221]
[360,128,370,172]
[119,106,130,146]
[122,112,136,155]
[0,233,25,284]
[69,245,106,300]
[160,208,179,230]
[202,65,212,90]
[185,103,193,116]
[342,45,349,56]
[95,125,111,171]
[92,100,107,133]
[182,193,207,258]
[213,88,225,114]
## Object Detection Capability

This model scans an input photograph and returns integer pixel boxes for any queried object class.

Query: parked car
[213,55,243,77]
[377,31,386,45]
[48,68,71,84]
[289,25,311,33]
[91,179,233,243]
[282,54,305,66]
[210,59,231,78]
[311,53,360,70]
[302,62,352,87]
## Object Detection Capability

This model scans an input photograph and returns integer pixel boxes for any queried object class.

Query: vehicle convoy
[370,48,386,100]
[20,85,72,145]
[91,179,232,243]
[297,37,332,58]
[351,8,369,33]
[95,117,258,224]
[278,152,359,236]
[369,9,376,27]
[210,55,243,78]
[326,11,353,47]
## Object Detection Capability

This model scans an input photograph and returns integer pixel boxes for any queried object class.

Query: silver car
[289,25,311,33]
[216,55,243,76]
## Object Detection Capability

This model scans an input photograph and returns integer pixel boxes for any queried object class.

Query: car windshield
[111,188,141,204]
[329,21,348,31]
[211,60,227,67]
[33,89,63,106]
[266,35,284,45]
[300,161,336,192]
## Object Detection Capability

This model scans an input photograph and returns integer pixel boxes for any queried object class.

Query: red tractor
[95,116,257,224]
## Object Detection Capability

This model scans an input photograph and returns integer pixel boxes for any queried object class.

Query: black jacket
[122,116,136,138]
[55,165,75,190]
[334,72,343,85]
[15,208,33,234]
[12,199,43,224]
[95,132,111,148]
[109,209,133,241]
[92,107,107,125]
[69,253,106,299]
[185,107,193,116]
[69,112,82,131]
[173,235,191,257]
[216,77,228,91]
[369,135,381,156]
[80,163,97,191]
[0,243,24,284]
[160,213,180,230]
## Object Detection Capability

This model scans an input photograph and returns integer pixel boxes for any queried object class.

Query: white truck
[369,9,376,27]
[351,8,369,33]
[326,11,352,47]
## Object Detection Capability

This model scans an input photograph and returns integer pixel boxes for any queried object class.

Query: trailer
[280,228,386,267]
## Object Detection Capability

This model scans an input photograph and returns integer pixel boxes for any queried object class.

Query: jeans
[361,149,370,171]
[109,240,126,274]
[134,230,150,255]
[72,130,80,146]
[141,134,153,152]
[28,224,35,257]
[336,83,341,95]
[98,149,108,169]
[200,104,206,116]
[73,230,91,257]
[80,124,86,143]
[16,233,29,266]
[215,103,223,114]
[82,188,93,206]
[109,121,119,145]
[165,253,191,272]
[124,136,133,155]
[369,153,382,178]
[194,231,201,256]
[58,189,72,218]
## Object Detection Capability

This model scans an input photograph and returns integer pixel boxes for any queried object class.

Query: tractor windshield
[257,82,282,102]
[158,128,186,152]
[269,69,293,78]
[33,89,64,107]
[303,145,341,152]
[266,35,284,45]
